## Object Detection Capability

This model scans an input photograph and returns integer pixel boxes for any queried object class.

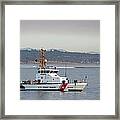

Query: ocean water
[20,64,100,100]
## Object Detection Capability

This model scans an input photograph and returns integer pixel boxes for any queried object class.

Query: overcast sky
[20,20,100,52]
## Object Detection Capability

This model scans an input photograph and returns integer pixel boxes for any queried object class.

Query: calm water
[20,64,100,100]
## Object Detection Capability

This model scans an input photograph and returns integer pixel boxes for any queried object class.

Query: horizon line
[20,47,100,54]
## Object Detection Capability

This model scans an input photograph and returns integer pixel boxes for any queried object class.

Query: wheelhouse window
[49,70,58,73]
[47,70,49,73]
[45,70,49,73]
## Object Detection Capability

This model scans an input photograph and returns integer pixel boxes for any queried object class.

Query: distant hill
[20,48,100,64]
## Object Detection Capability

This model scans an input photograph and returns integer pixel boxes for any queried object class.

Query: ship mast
[39,49,47,69]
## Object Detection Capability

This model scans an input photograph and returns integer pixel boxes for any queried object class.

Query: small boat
[20,49,87,92]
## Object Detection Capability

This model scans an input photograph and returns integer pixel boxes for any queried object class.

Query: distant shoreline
[20,61,100,68]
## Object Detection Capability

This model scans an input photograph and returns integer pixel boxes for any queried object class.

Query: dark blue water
[20,64,100,100]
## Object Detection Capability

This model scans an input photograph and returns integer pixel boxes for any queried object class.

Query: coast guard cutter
[20,49,87,92]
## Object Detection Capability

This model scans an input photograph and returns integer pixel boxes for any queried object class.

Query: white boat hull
[67,83,87,91]
[20,83,87,92]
